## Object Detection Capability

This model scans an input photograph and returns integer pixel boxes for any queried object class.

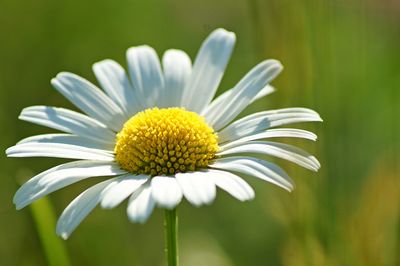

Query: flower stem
[30,197,71,266]
[164,208,178,266]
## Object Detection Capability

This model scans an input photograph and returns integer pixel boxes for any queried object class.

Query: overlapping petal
[101,174,149,209]
[19,106,116,143]
[127,182,155,224]
[93,59,143,116]
[175,172,216,207]
[205,60,283,130]
[56,178,117,239]
[218,141,320,171]
[182,28,235,113]
[218,108,322,143]
[51,72,126,131]
[6,142,114,161]
[13,161,125,210]
[126,45,164,109]
[210,156,294,192]
[207,169,255,201]
[151,176,183,209]
[161,49,192,108]
[17,133,115,151]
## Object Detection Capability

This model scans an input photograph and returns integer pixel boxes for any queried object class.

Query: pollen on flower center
[114,107,219,176]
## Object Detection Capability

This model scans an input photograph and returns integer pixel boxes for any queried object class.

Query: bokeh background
[1,0,399,265]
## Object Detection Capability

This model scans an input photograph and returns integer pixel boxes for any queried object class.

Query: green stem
[30,197,71,266]
[164,209,178,266]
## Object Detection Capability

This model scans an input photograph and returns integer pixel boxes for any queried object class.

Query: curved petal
[150,176,183,209]
[205,60,283,131]
[207,169,254,201]
[93,59,143,116]
[6,143,114,161]
[127,182,155,224]
[100,174,149,209]
[56,178,117,239]
[126,45,164,109]
[220,128,317,150]
[13,161,125,210]
[217,141,320,171]
[17,133,115,151]
[210,156,294,192]
[175,172,216,207]
[203,85,275,123]
[182,28,236,113]
[51,72,126,131]
[19,106,116,143]
[161,49,192,107]
[218,108,322,143]
[253,85,276,102]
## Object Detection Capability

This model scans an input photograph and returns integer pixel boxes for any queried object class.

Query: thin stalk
[164,209,178,266]
[30,197,71,266]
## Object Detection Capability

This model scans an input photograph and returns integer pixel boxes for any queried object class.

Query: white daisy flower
[7,28,321,240]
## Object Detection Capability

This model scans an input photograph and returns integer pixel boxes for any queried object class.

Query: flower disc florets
[115,107,219,176]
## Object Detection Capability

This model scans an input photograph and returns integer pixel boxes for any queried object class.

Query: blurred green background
[0,0,399,265]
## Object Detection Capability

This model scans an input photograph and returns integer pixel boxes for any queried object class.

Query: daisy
[7,28,321,243]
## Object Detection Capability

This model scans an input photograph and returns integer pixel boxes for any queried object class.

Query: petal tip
[50,77,61,87]
[213,28,235,37]
[55,71,73,79]
[126,45,155,55]
[93,59,114,68]
[99,200,113,210]
[5,146,15,156]
[272,60,284,71]
[59,232,69,240]
[14,203,24,210]
[128,215,148,224]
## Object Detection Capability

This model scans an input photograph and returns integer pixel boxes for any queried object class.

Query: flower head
[7,28,322,239]
[114,107,219,176]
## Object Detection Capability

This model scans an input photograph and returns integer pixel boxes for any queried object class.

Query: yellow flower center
[114,107,219,176]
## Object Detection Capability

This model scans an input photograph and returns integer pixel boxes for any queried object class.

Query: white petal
[207,169,254,201]
[217,141,320,171]
[252,85,276,102]
[220,128,317,150]
[210,156,294,192]
[19,106,116,143]
[218,108,322,143]
[13,161,125,210]
[203,85,275,123]
[93,59,144,116]
[18,133,114,151]
[100,174,149,209]
[175,172,216,207]
[56,178,117,239]
[205,60,283,131]
[6,143,114,161]
[127,182,155,224]
[51,72,126,131]
[150,176,183,209]
[182,28,236,113]
[126,46,164,109]
[161,49,192,107]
